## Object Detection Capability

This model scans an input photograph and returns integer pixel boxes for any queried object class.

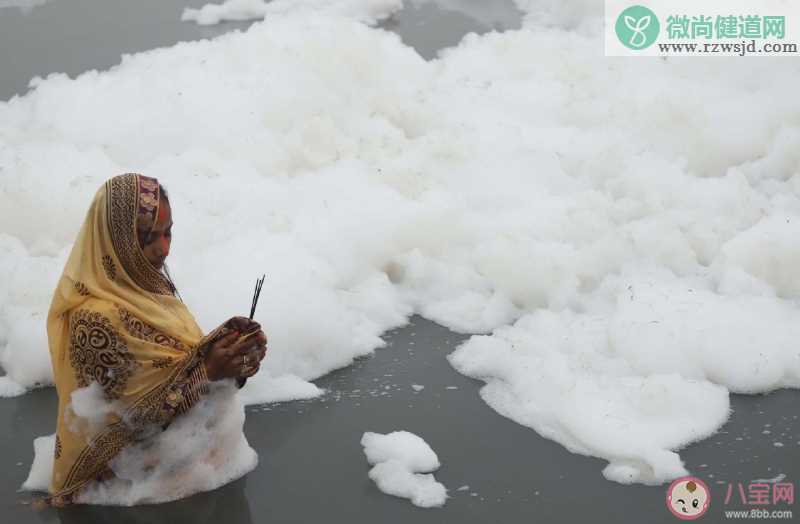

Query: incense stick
[249,274,265,320]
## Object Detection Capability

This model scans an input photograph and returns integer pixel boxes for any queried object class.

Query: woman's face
[141,199,172,270]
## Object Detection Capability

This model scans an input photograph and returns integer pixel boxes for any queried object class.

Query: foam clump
[21,383,257,505]
[0,234,64,395]
[21,434,55,491]
[65,382,124,438]
[80,383,256,505]
[448,295,736,485]
[361,430,447,507]
[182,0,403,26]
[238,372,323,405]
[0,376,26,397]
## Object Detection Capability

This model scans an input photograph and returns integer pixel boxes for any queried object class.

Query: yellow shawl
[47,174,223,504]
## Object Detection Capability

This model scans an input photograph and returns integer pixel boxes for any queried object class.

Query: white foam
[20,383,256,504]
[361,430,447,507]
[67,383,123,436]
[21,434,55,491]
[0,0,798,495]
[0,375,25,397]
[238,372,323,405]
[78,383,256,505]
[182,0,403,26]
[448,306,732,485]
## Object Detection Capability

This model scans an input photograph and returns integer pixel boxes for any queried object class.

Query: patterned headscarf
[135,175,161,249]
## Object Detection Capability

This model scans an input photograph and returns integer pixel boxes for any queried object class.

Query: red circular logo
[666,476,710,520]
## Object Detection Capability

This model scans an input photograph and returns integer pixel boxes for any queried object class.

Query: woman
[46,173,267,505]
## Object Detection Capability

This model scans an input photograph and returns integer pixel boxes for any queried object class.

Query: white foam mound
[21,383,257,504]
[182,0,403,26]
[68,382,123,434]
[0,375,26,397]
[21,434,55,491]
[2,0,800,490]
[83,383,256,505]
[448,312,724,484]
[361,431,447,507]
[238,372,324,405]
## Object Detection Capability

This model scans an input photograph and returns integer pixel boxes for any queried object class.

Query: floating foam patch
[361,430,447,507]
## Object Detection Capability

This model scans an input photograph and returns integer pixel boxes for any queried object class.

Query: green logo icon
[615,5,660,50]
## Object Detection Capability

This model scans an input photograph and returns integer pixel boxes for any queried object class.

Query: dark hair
[159,184,170,205]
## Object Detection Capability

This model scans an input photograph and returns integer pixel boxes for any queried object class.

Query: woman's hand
[237,331,268,379]
[238,343,267,378]
[225,316,260,334]
[229,317,268,378]
[204,319,268,382]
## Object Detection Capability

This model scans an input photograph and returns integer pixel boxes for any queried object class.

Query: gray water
[1,1,798,523]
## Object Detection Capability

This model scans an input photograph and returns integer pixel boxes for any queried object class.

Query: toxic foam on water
[22,382,257,505]
[3,0,800,497]
[361,430,447,507]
